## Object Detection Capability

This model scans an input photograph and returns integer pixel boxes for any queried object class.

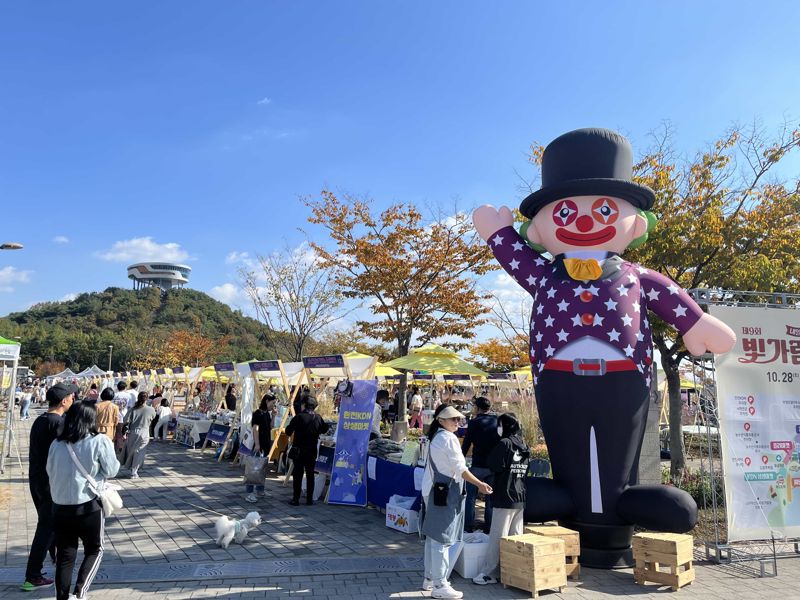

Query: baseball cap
[47,382,79,404]
[437,406,465,420]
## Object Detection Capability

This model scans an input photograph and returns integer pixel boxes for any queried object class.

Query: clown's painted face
[527,195,647,256]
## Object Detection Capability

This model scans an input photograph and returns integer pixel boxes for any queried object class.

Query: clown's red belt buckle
[572,358,605,376]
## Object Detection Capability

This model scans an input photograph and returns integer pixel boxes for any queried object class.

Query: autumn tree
[470,335,531,372]
[240,245,347,362]
[162,330,228,367]
[305,191,497,417]
[524,122,800,476]
[308,325,397,363]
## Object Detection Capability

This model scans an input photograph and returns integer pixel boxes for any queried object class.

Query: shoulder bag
[419,432,466,545]
[66,443,124,517]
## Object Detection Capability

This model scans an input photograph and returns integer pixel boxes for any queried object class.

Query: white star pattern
[667,284,679,295]
[526,275,536,286]
[509,259,520,270]
[623,345,635,357]
[512,241,524,251]
[604,298,618,311]
[643,318,650,330]
[646,347,652,357]
[557,300,570,312]
[534,258,546,266]
[636,331,644,342]
[621,314,633,327]
[543,315,555,327]
[539,276,548,287]
[607,329,621,342]
[673,305,688,317]
[544,345,555,357]
[646,288,660,301]
[587,284,600,295]
[536,304,544,315]
[556,329,569,342]
[616,285,629,296]
[573,286,587,297]
[645,375,651,387]
[492,234,504,246]
[571,314,583,327]
[627,273,637,284]
[593,313,604,327]
[546,287,557,299]
[535,332,543,342]
[632,301,640,313]
[637,364,644,373]
[637,266,648,274]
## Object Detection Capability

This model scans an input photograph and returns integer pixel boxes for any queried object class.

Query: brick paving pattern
[2,405,799,598]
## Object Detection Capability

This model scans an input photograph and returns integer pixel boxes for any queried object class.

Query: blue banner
[205,423,231,444]
[327,380,376,506]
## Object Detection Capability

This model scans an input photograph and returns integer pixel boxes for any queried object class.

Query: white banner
[710,305,800,542]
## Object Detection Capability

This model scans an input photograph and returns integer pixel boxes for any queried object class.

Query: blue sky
[1,2,798,339]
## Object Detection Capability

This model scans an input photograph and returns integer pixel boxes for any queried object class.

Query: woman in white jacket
[419,404,493,599]
[47,402,119,600]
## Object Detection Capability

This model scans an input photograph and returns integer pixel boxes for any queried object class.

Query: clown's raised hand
[472,205,514,242]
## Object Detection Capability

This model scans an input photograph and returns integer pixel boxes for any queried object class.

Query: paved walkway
[2,405,799,599]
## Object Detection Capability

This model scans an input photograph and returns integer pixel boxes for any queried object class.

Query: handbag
[66,443,123,517]
[287,445,301,461]
[243,453,269,484]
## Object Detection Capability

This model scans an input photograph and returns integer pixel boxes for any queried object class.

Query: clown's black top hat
[519,128,656,218]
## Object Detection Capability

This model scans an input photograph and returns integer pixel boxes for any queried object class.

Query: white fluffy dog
[213,511,261,548]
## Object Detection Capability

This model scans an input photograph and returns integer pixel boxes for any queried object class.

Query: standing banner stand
[0,336,23,474]
[327,379,378,506]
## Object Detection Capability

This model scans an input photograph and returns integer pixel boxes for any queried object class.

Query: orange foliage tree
[469,335,530,372]
[305,191,497,417]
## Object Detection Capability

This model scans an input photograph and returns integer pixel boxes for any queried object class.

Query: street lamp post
[108,345,113,372]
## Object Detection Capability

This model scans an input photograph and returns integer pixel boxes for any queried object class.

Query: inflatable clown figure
[473,128,736,568]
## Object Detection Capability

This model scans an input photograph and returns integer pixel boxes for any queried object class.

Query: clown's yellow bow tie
[563,258,603,281]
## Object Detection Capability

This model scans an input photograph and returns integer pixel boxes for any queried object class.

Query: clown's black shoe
[617,484,698,532]
[523,477,575,523]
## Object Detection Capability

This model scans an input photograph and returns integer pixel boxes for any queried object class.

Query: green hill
[0,287,286,372]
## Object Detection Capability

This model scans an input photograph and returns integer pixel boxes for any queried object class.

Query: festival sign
[443,374,471,381]
[303,355,345,370]
[172,366,185,374]
[205,423,231,444]
[142,369,152,376]
[488,373,514,380]
[710,305,800,542]
[214,362,235,373]
[155,369,166,375]
[249,360,280,373]
[327,379,377,506]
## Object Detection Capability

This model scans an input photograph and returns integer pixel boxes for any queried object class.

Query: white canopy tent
[75,365,108,379]
[0,336,22,473]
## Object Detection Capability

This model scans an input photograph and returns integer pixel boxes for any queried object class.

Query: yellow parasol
[344,351,402,377]
[383,344,487,376]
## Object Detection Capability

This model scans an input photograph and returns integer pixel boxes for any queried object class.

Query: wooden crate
[632,532,695,591]
[500,534,566,598]
[524,525,581,580]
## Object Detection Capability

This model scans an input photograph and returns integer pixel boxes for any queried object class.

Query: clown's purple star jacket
[488,226,704,385]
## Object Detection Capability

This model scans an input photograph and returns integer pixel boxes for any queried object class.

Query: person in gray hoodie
[472,412,531,586]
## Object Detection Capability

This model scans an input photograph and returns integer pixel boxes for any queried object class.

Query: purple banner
[413,374,434,380]
[303,355,345,370]
[443,374,471,381]
[327,380,376,507]
[172,366,185,374]
[142,369,152,376]
[249,360,280,373]
[214,362,235,372]
[129,370,139,376]
[488,373,514,380]
[156,368,166,375]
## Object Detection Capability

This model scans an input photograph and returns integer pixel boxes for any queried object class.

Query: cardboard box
[453,541,489,579]
[385,504,419,534]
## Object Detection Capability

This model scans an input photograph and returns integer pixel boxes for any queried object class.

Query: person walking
[244,394,275,503]
[95,388,119,442]
[285,396,329,506]
[461,396,499,533]
[420,405,493,599]
[408,386,424,428]
[472,412,531,585]
[46,402,119,600]
[20,383,76,592]
[120,392,156,478]
[84,384,99,404]
[20,387,33,420]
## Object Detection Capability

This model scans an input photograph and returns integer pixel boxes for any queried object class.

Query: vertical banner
[709,305,800,542]
[239,374,255,452]
[327,379,377,506]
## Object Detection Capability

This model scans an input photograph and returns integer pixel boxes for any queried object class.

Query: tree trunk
[396,337,410,420]
[663,358,686,478]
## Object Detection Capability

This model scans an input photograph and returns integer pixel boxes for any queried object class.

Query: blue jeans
[20,400,30,419]
[245,484,264,494]
[465,466,492,531]
[423,534,453,585]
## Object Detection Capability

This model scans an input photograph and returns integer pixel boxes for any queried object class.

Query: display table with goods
[174,411,236,448]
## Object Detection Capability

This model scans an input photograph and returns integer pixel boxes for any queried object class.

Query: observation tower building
[127,262,191,291]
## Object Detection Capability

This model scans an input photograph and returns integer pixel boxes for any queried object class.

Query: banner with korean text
[709,305,800,542]
[327,380,377,506]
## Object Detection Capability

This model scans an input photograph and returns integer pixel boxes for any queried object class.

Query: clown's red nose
[576,215,594,232]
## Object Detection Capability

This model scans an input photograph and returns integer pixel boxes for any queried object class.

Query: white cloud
[96,237,189,263]
[53,236,70,244]
[209,283,245,306]
[60,293,78,302]
[0,266,31,293]
[225,251,251,265]
[256,97,272,105]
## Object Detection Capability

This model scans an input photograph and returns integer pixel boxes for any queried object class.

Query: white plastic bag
[388,494,417,509]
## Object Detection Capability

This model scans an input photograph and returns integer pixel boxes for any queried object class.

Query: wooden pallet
[500,534,567,598]
[632,532,695,592]
[524,525,581,580]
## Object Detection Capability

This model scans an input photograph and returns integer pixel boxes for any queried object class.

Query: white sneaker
[431,583,463,599]
[244,494,258,503]
[472,573,498,585]
[421,578,433,591]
